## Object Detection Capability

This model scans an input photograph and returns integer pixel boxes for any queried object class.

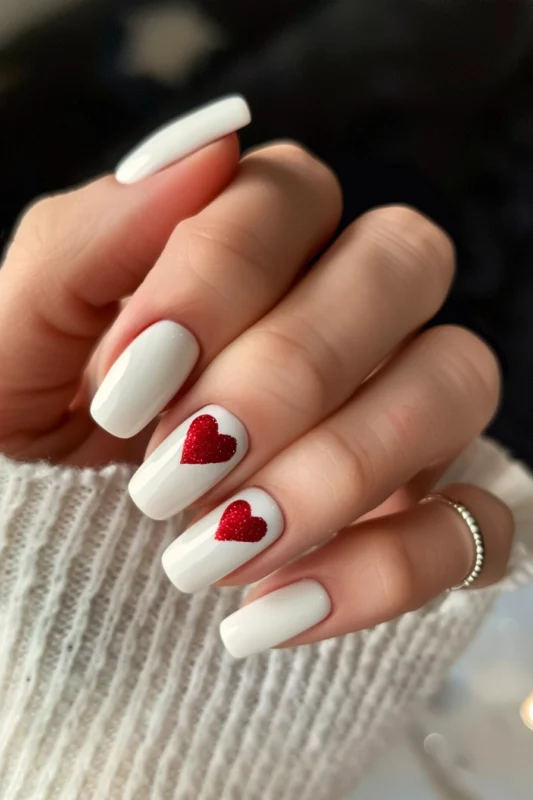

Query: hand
[0,132,513,658]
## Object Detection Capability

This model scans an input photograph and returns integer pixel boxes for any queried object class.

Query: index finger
[0,136,240,439]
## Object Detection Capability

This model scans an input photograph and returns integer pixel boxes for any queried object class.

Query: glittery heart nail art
[215,500,267,543]
[181,414,238,465]
[128,405,248,520]
[161,488,284,593]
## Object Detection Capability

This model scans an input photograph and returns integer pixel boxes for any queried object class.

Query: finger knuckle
[268,140,332,176]
[248,327,331,419]
[176,216,274,305]
[371,533,421,616]
[383,400,426,454]
[317,425,380,505]
[11,195,65,262]
[425,325,502,424]
[355,205,455,314]
[261,141,342,212]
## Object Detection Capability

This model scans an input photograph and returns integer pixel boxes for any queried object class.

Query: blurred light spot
[120,4,225,84]
[520,692,533,731]
[423,732,447,757]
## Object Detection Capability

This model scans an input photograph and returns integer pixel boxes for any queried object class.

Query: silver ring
[421,493,485,590]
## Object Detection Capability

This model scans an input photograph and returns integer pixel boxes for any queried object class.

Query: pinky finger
[220,484,514,658]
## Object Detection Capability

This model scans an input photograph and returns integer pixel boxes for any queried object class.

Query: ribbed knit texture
[0,437,532,800]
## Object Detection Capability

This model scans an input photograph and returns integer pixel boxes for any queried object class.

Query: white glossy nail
[115,95,251,184]
[219,580,331,659]
[90,321,199,439]
[162,488,283,593]
[129,404,248,519]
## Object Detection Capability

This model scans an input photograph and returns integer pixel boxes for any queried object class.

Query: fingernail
[115,94,251,184]
[219,580,331,659]
[90,321,199,439]
[128,404,248,519]
[162,488,283,592]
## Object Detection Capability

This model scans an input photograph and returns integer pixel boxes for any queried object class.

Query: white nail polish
[162,488,283,592]
[219,580,331,659]
[129,404,248,519]
[115,95,251,184]
[90,321,199,439]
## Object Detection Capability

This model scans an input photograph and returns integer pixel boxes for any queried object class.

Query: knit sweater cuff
[0,436,532,800]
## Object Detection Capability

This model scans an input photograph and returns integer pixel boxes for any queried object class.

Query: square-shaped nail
[128,404,248,519]
[219,580,331,658]
[115,95,251,184]
[90,320,199,439]
[162,488,283,592]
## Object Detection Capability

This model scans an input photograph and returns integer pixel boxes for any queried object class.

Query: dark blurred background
[1,0,532,465]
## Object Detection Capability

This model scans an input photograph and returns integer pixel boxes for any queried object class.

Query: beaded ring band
[421,493,486,590]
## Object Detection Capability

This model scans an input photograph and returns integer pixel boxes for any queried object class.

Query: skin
[0,136,514,648]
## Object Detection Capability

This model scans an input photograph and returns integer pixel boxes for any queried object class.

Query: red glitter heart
[214,500,267,543]
[180,414,237,465]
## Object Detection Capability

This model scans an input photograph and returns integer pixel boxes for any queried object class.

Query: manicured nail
[162,488,283,592]
[219,580,331,659]
[90,321,199,439]
[115,94,251,184]
[128,404,248,519]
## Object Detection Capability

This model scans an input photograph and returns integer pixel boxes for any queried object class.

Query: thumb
[0,135,239,445]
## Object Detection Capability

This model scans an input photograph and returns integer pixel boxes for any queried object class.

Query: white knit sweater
[0,437,532,800]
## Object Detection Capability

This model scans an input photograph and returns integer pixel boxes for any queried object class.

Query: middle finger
[130,206,455,519]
